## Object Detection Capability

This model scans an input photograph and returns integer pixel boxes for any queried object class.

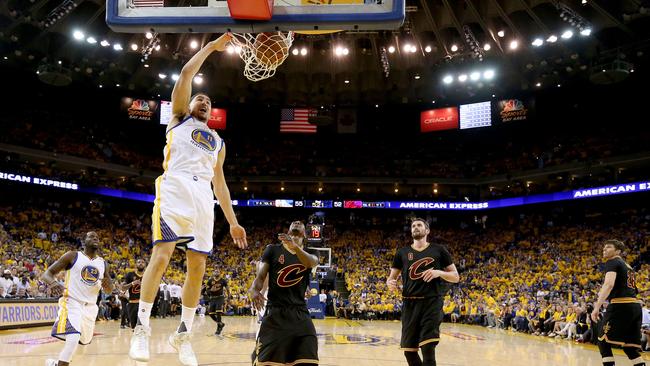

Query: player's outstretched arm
[212,144,247,249]
[41,251,77,296]
[170,33,232,120]
[248,262,270,311]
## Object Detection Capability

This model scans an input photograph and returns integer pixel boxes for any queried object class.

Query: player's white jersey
[163,116,224,181]
[64,251,105,304]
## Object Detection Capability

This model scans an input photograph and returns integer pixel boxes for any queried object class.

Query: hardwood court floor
[1,316,649,366]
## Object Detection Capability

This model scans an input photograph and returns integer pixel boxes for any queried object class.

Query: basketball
[253,32,289,68]
[310,288,318,297]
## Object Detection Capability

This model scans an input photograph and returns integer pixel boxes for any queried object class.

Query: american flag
[130,0,164,8]
[280,108,317,133]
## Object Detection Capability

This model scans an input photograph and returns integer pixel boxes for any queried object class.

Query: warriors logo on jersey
[191,129,218,152]
[80,266,100,285]
[409,257,435,280]
[277,263,308,287]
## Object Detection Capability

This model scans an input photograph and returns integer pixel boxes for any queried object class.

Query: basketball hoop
[229,31,294,82]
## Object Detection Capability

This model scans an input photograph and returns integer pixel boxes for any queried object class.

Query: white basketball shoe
[129,325,151,362]
[168,331,198,366]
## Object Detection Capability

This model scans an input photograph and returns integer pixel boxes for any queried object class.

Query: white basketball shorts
[51,296,98,345]
[151,173,215,254]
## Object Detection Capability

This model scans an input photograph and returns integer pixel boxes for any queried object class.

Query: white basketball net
[230,32,295,82]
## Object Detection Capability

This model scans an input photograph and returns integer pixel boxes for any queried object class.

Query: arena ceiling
[1,0,650,105]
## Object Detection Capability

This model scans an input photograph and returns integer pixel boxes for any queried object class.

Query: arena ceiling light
[458,74,468,82]
[443,75,453,84]
[292,48,299,56]
[113,43,123,51]
[547,35,558,43]
[497,30,505,38]
[450,44,458,52]
[388,45,395,53]
[509,40,519,50]
[193,75,203,85]
[86,37,97,44]
[334,46,349,56]
[424,45,432,53]
[532,38,544,47]
[300,48,307,56]
[470,71,481,81]
[158,73,167,79]
[171,73,179,81]
[145,32,153,39]
[403,44,413,53]
[483,69,495,80]
[414,74,421,80]
[483,43,491,51]
[72,30,84,41]
[155,45,161,51]
[130,43,138,51]
[100,40,110,47]
[190,40,199,49]
[226,45,235,54]
[580,28,592,36]
[561,30,573,39]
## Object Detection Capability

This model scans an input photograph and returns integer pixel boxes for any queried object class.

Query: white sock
[178,305,196,333]
[137,301,153,329]
[58,333,81,362]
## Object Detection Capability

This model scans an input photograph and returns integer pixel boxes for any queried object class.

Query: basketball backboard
[106,0,405,33]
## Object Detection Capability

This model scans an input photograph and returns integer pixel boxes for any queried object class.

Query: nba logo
[408,253,413,261]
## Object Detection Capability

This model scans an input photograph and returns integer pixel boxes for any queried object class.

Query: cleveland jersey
[392,243,453,298]
[64,251,105,304]
[123,271,142,302]
[163,116,224,181]
[206,277,227,298]
[603,256,637,300]
[261,244,313,307]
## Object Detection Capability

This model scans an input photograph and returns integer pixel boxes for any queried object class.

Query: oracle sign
[420,107,459,132]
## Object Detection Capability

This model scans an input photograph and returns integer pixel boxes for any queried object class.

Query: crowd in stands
[1,194,649,349]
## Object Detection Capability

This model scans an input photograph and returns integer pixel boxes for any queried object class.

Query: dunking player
[591,239,646,366]
[248,221,319,366]
[129,33,247,366]
[121,258,146,329]
[42,231,114,366]
[205,271,229,336]
[386,218,459,366]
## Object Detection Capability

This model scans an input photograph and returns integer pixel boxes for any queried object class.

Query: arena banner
[337,109,357,134]
[120,97,159,122]
[307,280,324,319]
[1,171,649,211]
[420,107,459,133]
[497,97,534,123]
[207,108,227,130]
[0,300,59,330]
